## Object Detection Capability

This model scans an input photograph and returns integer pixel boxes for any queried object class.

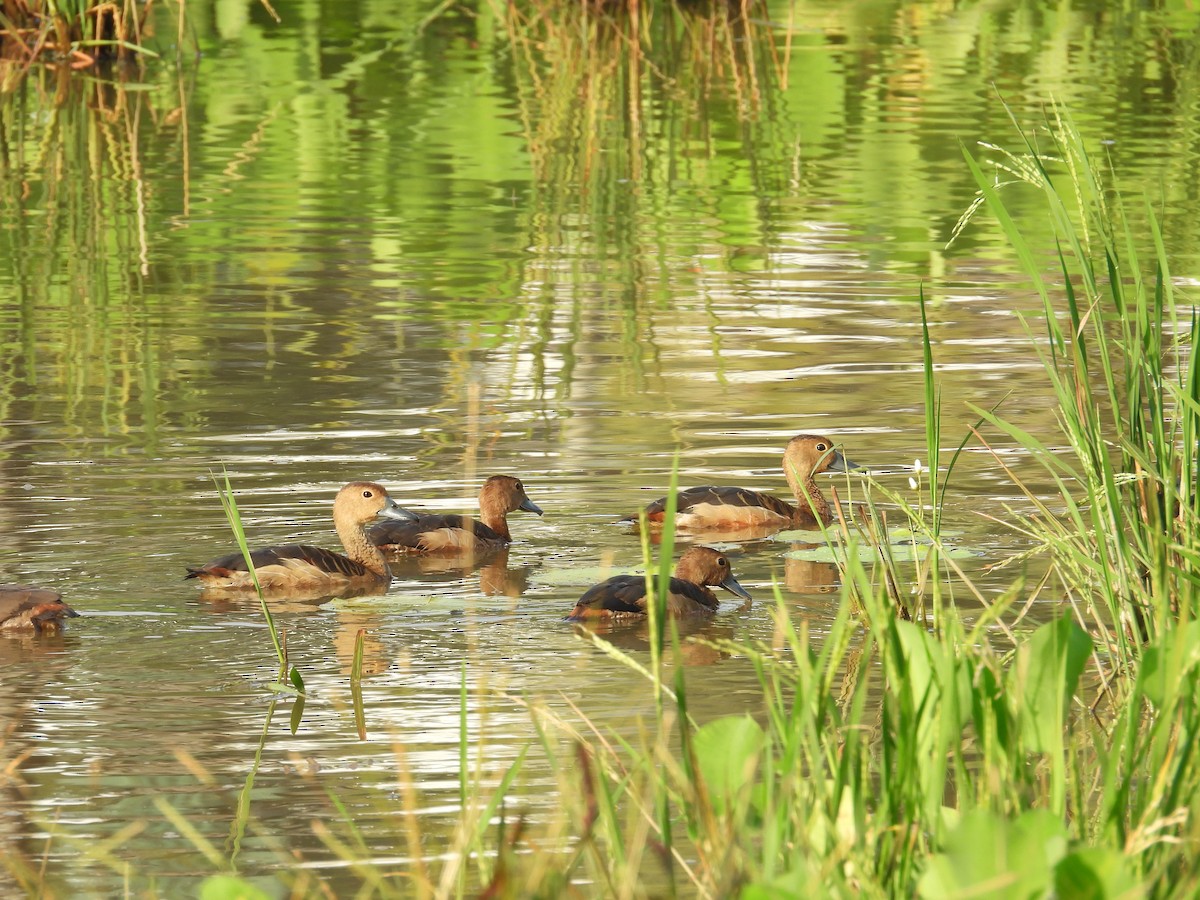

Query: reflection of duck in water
[369,475,542,555]
[567,547,751,621]
[0,599,81,900]
[573,616,740,667]
[783,545,841,594]
[643,522,787,547]
[387,546,532,598]
[623,434,860,532]
[0,585,78,632]
[186,482,415,597]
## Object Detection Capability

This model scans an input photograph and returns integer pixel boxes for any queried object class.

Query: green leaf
[1009,617,1093,753]
[740,868,817,899]
[533,566,642,588]
[919,809,1067,899]
[1138,620,1200,709]
[289,695,306,735]
[199,874,274,900]
[692,715,765,816]
[784,543,979,563]
[1054,847,1139,900]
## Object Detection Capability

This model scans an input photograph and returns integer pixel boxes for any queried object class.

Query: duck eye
[718,557,727,566]
[362,490,374,498]
[816,443,828,452]
[516,481,523,490]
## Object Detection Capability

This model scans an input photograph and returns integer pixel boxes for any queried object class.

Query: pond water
[1,0,1198,893]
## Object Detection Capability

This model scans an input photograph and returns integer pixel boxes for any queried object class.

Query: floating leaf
[784,543,979,563]
[532,566,642,588]
[771,528,828,542]
[772,526,965,544]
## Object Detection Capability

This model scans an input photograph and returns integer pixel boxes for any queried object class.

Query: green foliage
[1011,617,1092,755]
[918,810,1068,899]
[960,104,1200,660]
[199,874,274,900]
[691,715,765,818]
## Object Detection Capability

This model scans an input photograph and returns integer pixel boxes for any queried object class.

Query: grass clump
[957,104,1200,662]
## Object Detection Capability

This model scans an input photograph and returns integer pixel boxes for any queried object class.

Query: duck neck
[672,557,702,584]
[337,519,392,580]
[785,466,831,523]
[478,500,511,541]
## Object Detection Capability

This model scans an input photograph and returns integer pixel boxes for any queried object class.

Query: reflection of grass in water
[0,71,204,453]
[500,1,797,391]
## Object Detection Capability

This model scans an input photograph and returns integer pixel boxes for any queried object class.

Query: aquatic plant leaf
[199,875,274,900]
[1138,620,1200,709]
[774,526,965,544]
[771,528,828,542]
[918,809,1067,899]
[533,566,642,588]
[692,715,765,816]
[784,543,979,563]
[892,621,972,766]
[1054,847,1139,899]
[1009,617,1093,754]
[289,695,306,736]
[970,663,1013,753]
[741,867,819,899]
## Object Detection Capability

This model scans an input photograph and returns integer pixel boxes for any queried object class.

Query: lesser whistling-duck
[368,475,543,555]
[185,481,416,592]
[0,585,79,632]
[566,547,751,620]
[624,434,860,532]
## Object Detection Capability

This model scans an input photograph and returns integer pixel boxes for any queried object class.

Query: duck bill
[377,498,420,522]
[720,575,752,601]
[565,604,597,621]
[520,497,545,516]
[825,448,864,474]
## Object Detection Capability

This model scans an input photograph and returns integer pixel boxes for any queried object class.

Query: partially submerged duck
[624,434,860,531]
[368,475,543,555]
[567,547,751,621]
[186,481,416,593]
[0,585,79,632]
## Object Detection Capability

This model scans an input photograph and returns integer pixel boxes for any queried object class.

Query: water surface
[1,0,1198,893]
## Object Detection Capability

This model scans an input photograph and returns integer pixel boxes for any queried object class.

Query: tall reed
[958,104,1200,662]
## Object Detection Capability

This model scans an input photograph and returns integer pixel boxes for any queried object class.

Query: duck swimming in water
[624,434,860,532]
[186,481,416,593]
[368,475,543,555]
[566,547,751,621]
[0,585,79,632]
